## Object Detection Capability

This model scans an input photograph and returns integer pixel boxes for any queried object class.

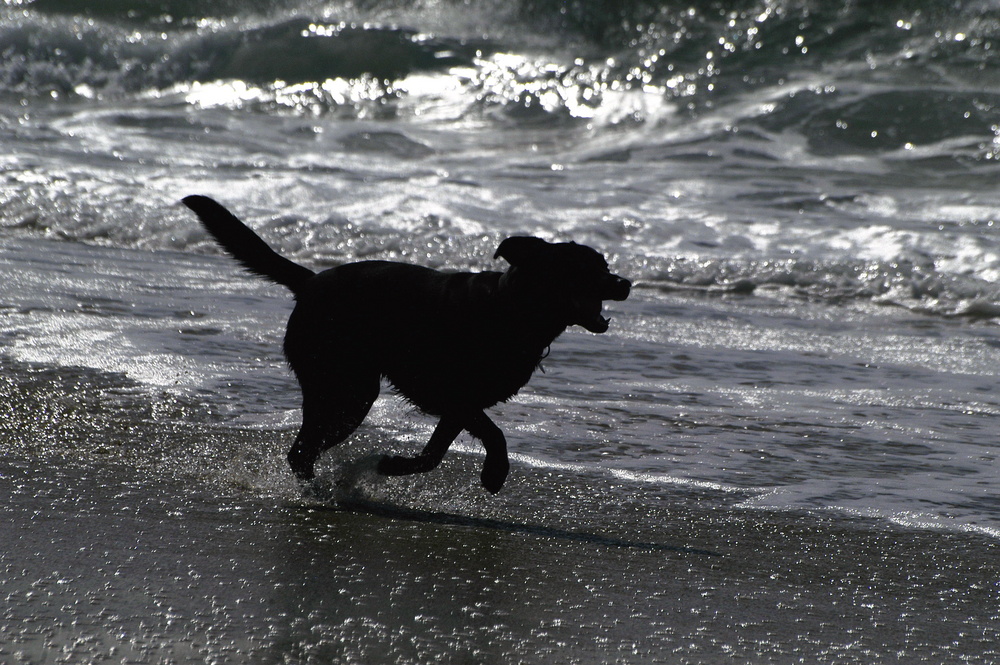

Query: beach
[3,0,1000,661]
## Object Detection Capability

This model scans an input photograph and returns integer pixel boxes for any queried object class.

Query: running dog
[182,195,630,493]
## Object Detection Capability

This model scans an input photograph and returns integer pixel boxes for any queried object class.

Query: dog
[182,195,630,493]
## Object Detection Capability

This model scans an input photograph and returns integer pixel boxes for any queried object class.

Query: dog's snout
[607,275,631,301]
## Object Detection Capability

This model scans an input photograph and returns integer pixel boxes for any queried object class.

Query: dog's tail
[182,195,315,294]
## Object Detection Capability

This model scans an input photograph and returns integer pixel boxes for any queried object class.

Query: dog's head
[494,236,630,333]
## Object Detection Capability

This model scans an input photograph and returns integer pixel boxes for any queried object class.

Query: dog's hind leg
[287,376,380,482]
[377,415,462,477]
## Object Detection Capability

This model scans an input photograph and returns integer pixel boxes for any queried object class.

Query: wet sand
[4,444,998,664]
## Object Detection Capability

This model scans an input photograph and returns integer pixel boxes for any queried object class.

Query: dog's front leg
[378,416,462,477]
[464,411,509,494]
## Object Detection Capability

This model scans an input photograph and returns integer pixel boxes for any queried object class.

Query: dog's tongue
[580,314,610,333]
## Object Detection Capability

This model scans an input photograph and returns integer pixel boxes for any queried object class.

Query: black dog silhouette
[182,196,630,493]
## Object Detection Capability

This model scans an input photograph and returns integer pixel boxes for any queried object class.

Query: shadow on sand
[298,496,721,558]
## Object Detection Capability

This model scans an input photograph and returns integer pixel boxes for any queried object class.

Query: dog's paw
[378,454,433,476]
[287,449,317,483]
[378,453,443,476]
[480,456,510,494]
[377,455,410,476]
[290,466,316,486]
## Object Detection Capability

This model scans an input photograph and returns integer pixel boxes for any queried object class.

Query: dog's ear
[494,236,550,266]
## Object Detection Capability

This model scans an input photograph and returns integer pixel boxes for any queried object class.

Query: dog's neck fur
[496,267,568,361]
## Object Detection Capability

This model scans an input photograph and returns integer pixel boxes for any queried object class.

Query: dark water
[3,0,1000,662]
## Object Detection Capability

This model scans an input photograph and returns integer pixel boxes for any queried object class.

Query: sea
[3,0,1000,662]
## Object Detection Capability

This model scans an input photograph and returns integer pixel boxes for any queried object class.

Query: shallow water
[4,0,1000,662]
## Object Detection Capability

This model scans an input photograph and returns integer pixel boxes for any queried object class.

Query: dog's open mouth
[576,302,611,333]
[582,314,611,333]
[576,275,630,332]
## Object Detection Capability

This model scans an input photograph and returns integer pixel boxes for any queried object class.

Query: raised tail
[182,195,315,294]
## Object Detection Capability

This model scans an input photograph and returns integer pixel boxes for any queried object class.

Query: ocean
[3,0,1000,662]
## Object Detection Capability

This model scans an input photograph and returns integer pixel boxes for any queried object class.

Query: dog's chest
[383,340,544,414]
